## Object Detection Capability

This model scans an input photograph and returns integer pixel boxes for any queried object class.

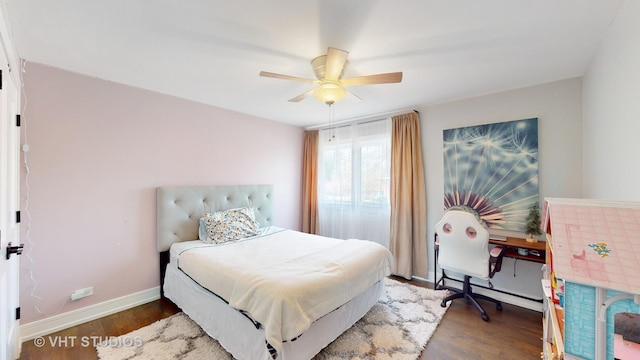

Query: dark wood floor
[20,277,542,360]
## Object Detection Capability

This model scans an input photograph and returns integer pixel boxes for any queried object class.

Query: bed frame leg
[160,251,170,299]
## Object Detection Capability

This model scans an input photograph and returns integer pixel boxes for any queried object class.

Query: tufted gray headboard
[156,185,274,252]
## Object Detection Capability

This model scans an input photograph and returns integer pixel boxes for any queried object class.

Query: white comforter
[176,228,392,352]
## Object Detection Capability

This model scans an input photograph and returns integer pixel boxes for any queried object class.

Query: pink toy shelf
[543,197,640,360]
[542,198,640,296]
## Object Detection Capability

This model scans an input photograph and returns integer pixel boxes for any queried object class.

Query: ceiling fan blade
[288,89,315,102]
[340,72,403,87]
[324,47,349,81]
[259,71,315,83]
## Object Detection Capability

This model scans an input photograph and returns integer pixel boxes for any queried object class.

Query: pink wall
[19,63,304,324]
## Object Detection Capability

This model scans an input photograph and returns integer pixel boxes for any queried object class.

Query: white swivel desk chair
[434,208,505,321]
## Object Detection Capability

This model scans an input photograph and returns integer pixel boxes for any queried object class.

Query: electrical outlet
[70,287,94,301]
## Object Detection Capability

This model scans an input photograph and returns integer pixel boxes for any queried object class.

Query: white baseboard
[474,286,543,312]
[20,286,160,342]
[424,271,543,312]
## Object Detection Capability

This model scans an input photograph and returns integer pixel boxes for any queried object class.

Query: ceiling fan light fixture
[313,82,347,104]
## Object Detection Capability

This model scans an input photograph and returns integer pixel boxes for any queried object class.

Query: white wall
[582,0,640,200]
[419,78,583,306]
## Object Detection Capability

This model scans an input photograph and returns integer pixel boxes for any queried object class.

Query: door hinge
[16,210,20,223]
[15,307,20,320]
[0,69,3,90]
[16,114,20,127]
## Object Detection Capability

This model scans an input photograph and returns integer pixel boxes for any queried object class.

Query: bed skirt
[164,265,384,360]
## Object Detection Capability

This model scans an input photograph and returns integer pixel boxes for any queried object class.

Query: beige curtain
[389,112,427,279]
[302,130,319,234]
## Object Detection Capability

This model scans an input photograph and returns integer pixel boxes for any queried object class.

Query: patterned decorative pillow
[200,207,259,244]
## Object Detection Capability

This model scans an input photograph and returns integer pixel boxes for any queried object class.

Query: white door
[0,48,22,360]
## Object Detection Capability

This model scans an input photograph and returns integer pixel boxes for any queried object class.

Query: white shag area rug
[96,278,450,360]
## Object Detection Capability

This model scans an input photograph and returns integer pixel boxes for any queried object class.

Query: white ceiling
[5,0,622,128]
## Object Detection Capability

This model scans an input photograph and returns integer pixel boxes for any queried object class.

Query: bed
[156,185,393,360]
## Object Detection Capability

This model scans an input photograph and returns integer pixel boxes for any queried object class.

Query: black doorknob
[6,242,24,260]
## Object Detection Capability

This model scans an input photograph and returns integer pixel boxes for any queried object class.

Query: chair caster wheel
[481,314,490,322]
[441,301,447,308]
[497,303,503,311]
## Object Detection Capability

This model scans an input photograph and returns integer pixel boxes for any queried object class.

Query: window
[317,119,391,247]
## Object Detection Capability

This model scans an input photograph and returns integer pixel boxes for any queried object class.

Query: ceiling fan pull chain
[328,101,336,141]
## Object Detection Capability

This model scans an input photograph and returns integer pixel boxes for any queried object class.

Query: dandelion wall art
[443,118,539,231]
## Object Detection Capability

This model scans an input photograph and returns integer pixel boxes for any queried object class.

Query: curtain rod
[305,107,419,131]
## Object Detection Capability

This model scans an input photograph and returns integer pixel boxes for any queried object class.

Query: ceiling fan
[259,47,403,104]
